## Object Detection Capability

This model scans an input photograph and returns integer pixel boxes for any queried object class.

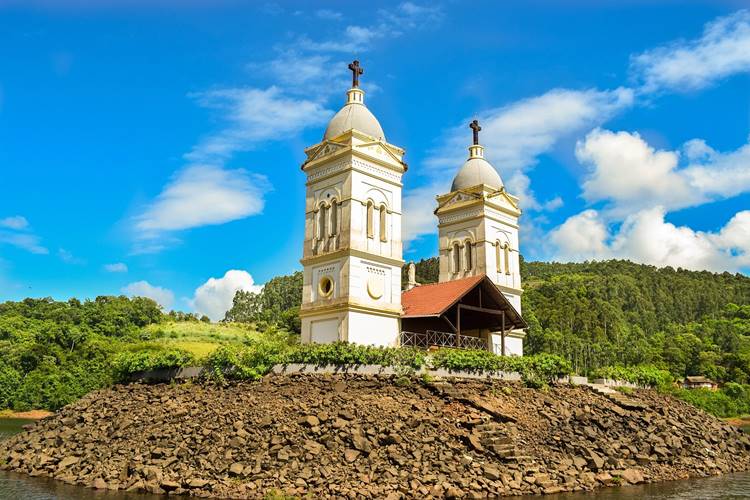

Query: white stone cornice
[305,156,403,187]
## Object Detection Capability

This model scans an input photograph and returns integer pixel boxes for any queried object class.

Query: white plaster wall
[490,333,523,357]
[348,256,400,307]
[502,292,522,314]
[348,311,399,347]
[309,316,341,344]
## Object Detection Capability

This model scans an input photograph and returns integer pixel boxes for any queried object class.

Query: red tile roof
[401,274,485,317]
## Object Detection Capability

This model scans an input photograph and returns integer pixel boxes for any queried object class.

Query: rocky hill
[2,375,749,498]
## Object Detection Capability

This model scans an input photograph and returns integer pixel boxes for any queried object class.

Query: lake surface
[2,418,749,499]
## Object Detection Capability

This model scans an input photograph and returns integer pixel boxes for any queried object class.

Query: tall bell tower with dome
[434,120,525,355]
[299,60,406,347]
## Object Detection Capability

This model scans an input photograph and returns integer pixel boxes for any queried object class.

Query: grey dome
[451,157,504,191]
[323,103,385,141]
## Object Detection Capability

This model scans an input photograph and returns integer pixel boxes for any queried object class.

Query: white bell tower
[435,120,525,355]
[299,60,406,347]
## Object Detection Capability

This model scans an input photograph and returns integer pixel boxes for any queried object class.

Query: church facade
[300,61,525,355]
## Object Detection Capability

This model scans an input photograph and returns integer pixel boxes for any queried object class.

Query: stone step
[482,436,514,446]
[490,445,517,458]
[473,424,505,432]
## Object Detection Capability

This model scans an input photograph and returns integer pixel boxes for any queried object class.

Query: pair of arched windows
[316,200,338,240]
[451,240,473,273]
[496,241,511,275]
[366,200,387,242]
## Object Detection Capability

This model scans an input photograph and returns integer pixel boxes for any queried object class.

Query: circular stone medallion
[367,276,384,299]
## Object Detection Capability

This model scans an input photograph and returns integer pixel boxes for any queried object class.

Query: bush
[283,342,426,370]
[205,331,291,382]
[431,350,571,386]
[113,344,195,380]
[591,365,673,388]
[673,387,750,418]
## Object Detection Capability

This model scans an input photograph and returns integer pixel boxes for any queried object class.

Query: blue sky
[1,1,749,319]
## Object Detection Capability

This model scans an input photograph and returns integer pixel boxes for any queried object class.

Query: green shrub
[283,342,425,369]
[672,387,750,418]
[113,344,195,379]
[591,365,673,388]
[666,383,750,418]
[431,350,571,386]
[205,332,290,382]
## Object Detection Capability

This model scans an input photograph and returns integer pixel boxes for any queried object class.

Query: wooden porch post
[501,311,506,357]
[456,306,461,348]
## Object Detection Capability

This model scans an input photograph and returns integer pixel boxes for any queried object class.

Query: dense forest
[0,297,163,411]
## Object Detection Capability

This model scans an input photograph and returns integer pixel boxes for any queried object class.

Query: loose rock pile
[1,374,749,498]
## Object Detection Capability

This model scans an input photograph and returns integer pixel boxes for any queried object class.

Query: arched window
[464,240,473,271]
[504,244,511,275]
[329,200,338,236]
[366,201,374,239]
[496,241,502,273]
[452,242,460,273]
[379,204,387,242]
[317,203,327,241]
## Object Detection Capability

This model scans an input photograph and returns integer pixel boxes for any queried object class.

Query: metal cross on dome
[348,60,364,88]
[470,120,482,145]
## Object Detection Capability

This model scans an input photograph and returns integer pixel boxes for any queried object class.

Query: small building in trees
[682,376,719,390]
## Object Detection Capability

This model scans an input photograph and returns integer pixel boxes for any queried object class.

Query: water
[2,419,749,499]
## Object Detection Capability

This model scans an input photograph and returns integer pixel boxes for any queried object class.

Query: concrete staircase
[427,380,534,463]
[587,383,648,411]
[472,422,533,463]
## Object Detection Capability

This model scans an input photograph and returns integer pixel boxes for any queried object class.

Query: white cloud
[682,139,750,200]
[104,262,128,273]
[402,87,633,243]
[135,164,268,233]
[297,2,442,53]
[0,216,29,230]
[255,53,336,90]
[0,216,47,255]
[541,196,564,211]
[190,269,263,321]
[424,87,634,175]
[186,86,332,163]
[0,231,48,254]
[549,209,609,261]
[550,206,750,273]
[58,248,84,264]
[315,9,342,20]
[122,281,175,310]
[578,129,691,212]
[715,211,750,267]
[402,180,445,245]
[631,10,750,93]
[577,129,750,216]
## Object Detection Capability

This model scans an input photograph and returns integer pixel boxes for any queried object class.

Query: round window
[318,276,334,297]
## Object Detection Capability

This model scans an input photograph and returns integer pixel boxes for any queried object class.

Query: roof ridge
[405,273,485,292]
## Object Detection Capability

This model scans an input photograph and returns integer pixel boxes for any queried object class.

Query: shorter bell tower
[435,120,525,355]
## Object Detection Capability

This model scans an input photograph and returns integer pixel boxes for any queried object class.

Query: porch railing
[400,330,487,350]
